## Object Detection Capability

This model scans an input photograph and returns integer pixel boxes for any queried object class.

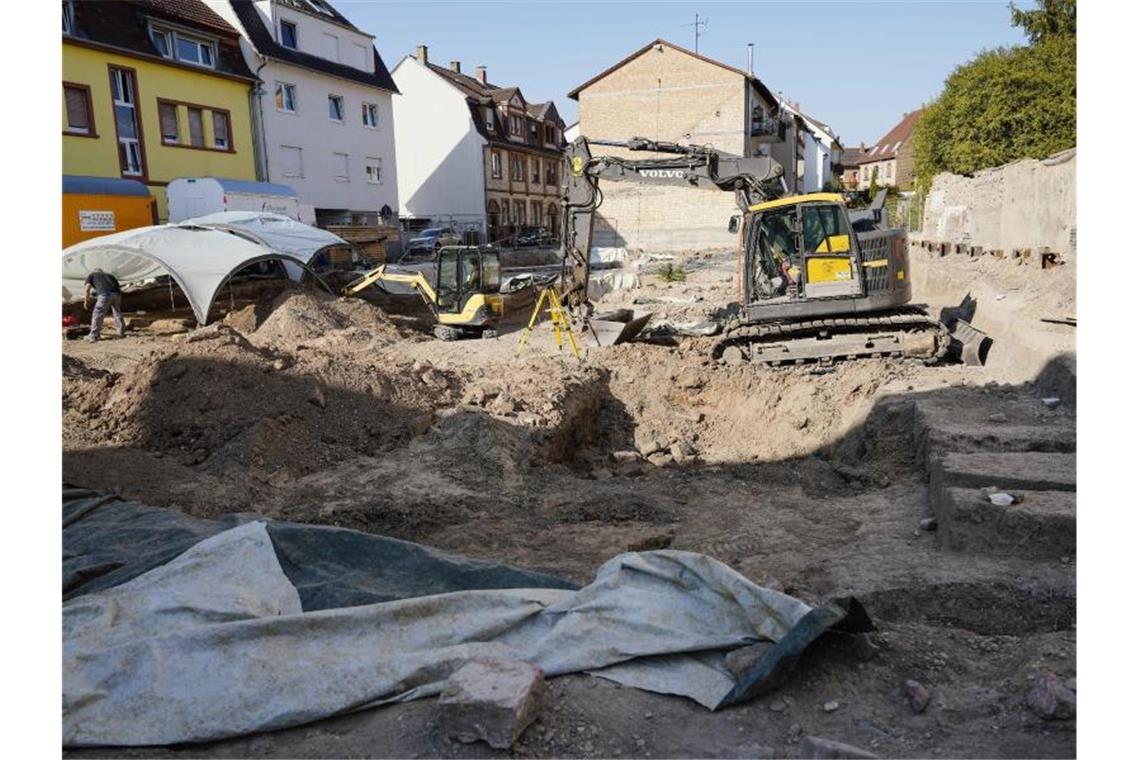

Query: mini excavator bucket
[586,309,653,347]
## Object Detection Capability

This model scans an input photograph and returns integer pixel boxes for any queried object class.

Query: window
[62,1,74,34]
[365,157,383,184]
[485,107,494,130]
[531,200,542,225]
[509,114,524,137]
[280,145,303,177]
[544,123,556,144]
[529,122,538,141]
[361,102,378,128]
[158,101,179,143]
[212,111,230,149]
[187,107,205,147]
[545,160,557,186]
[109,67,144,177]
[509,155,523,181]
[491,151,502,179]
[275,82,296,112]
[328,94,344,122]
[280,20,298,49]
[514,200,526,224]
[151,26,215,67]
[531,158,540,184]
[63,83,94,135]
[353,43,369,70]
[333,152,349,181]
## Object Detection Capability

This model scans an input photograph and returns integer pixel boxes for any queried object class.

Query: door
[436,249,460,312]
[799,203,862,298]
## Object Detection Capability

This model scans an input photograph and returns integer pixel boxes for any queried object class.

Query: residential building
[855,109,924,191]
[567,39,800,251]
[210,0,399,225]
[391,46,566,242]
[780,101,842,193]
[62,0,259,222]
[839,145,867,190]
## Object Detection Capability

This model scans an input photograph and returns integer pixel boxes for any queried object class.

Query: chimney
[449,60,461,73]
[746,43,754,76]
[860,141,865,151]
[475,65,487,85]
[415,44,428,64]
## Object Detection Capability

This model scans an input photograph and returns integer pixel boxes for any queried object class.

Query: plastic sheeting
[61,224,323,324]
[62,488,873,748]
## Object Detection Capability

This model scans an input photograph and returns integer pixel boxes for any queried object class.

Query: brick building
[392,45,565,242]
[567,38,799,251]
[855,109,923,191]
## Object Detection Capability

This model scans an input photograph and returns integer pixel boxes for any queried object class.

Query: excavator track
[711,307,951,367]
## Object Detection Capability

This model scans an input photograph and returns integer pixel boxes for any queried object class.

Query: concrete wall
[920,149,1076,255]
[392,58,487,225]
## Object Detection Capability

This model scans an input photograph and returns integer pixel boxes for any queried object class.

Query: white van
[166,178,315,224]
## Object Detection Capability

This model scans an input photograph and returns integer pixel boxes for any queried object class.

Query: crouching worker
[84,268,126,341]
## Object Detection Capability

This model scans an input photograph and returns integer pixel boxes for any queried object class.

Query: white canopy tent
[180,212,352,281]
[62,224,329,325]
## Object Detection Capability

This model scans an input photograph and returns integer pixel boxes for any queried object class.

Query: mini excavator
[558,136,951,365]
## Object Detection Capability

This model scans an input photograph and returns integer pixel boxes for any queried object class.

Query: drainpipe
[250,57,270,182]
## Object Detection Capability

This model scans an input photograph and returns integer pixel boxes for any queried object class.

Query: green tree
[911,34,1075,190]
[867,166,881,199]
[1009,0,1077,43]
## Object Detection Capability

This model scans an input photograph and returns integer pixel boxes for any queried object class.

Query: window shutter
[188,108,204,147]
[212,111,229,148]
[159,102,179,142]
[65,86,89,131]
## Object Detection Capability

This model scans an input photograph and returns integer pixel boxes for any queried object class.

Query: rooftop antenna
[684,13,708,53]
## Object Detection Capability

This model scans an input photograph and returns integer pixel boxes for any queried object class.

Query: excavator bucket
[947,318,992,366]
[586,309,653,346]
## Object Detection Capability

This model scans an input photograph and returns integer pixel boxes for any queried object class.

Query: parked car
[407,227,461,255]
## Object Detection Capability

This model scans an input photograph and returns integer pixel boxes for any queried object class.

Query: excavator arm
[342,265,440,311]
[559,136,784,312]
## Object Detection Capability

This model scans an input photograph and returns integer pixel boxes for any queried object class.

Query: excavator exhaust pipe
[585,309,653,347]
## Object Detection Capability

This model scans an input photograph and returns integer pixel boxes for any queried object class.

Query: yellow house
[62,0,259,222]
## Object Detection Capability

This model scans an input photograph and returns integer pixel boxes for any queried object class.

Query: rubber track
[711,306,951,366]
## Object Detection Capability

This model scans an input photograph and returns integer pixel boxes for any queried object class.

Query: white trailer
[166,178,315,224]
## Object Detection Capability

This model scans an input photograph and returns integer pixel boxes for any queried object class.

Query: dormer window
[150,24,216,68]
[280,20,298,50]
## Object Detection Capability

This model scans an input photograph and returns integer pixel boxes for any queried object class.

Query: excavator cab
[432,245,504,339]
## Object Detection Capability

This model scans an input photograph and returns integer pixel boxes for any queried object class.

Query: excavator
[342,245,503,340]
[558,136,952,365]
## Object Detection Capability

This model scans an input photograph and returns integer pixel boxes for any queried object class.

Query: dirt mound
[252,289,409,350]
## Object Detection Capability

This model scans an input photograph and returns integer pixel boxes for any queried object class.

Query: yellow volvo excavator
[342,245,503,340]
[558,137,953,365]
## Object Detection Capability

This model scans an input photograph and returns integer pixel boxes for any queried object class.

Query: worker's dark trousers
[90,293,125,339]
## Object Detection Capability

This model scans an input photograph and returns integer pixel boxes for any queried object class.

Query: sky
[340,0,1028,147]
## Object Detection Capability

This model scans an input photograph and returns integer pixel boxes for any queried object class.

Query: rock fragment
[439,659,546,749]
[904,679,931,713]
[1025,671,1076,720]
[798,735,878,759]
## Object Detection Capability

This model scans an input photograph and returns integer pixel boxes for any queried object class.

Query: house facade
[567,39,800,251]
[855,109,923,191]
[780,101,842,193]
[62,0,259,222]
[210,0,399,225]
[391,46,566,242]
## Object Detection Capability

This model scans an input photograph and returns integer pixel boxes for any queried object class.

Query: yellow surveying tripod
[517,286,582,359]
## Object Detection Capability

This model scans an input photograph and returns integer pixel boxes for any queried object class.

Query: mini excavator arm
[342,265,440,311]
[559,136,785,312]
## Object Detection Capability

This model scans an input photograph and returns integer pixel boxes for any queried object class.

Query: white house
[391,46,566,241]
[779,101,841,193]
[209,0,399,225]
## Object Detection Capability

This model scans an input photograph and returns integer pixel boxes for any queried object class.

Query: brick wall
[577,43,747,251]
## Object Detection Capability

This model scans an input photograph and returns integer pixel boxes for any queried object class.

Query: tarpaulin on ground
[62,487,872,747]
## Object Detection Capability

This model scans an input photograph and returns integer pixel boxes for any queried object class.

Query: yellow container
[63,175,156,248]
